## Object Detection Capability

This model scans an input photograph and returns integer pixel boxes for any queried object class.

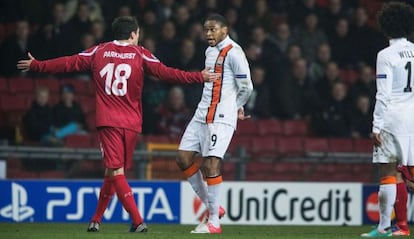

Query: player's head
[203,13,229,47]
[377,2,414,39]
[112,16,140,45]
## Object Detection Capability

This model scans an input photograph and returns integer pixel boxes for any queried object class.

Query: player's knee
[176,151,193,170]
[378,163,397,179]
[202,157,221,177]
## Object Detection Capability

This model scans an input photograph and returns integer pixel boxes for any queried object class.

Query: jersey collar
[113,40,132,46]
[216,36,232,50]
[389,38,408,45]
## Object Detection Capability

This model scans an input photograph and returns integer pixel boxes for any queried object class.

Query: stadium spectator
[142,75,169,135]
[155,86,191,138]
[79,33,96,52]
[288,0,323,27]
[172,38,202,71]
[323,0,348,37]
[315,61,341,103]
[52,84,88,138]
[245,65,271,118]
[204,0,219,15]
[224,8,241,42]
[350,7,387,66]
[63,0,103,22]
[117,5,132,18]
[293,13,327,62]
[349,95,372,139]
[309,42,332,83]
[173,38,204,109]
[312,81,350,137]
[155,20,179,66]
[186,22,208,60]
[328,18,354,67]
[90,20,108,44]
[65,1,93,54]
[276,58,320,119]
[172,5,192,38]
[271,22,294,54]
[348,65,376,107]
[248,26,283,82]
[0,19,33,76]
[247,0,273,31]
[185,0,203,20]
[23,87,58,145]
[155,0,176,22]
[26,2,70,59]
[140,10,159,40]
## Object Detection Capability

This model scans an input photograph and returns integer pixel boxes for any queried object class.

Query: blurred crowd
[0,0,402,140]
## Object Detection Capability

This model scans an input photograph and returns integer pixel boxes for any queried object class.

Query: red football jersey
[31,40,204,132]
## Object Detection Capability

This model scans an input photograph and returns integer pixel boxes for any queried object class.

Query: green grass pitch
[0,223,390,239]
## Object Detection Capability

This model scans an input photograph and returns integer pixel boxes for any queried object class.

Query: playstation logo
[0,182,34,221]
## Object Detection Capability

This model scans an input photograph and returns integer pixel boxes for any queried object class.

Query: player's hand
[372,132,381,147]
[238,108,251,120]
[17,52,35,72]
[201,67,219,82]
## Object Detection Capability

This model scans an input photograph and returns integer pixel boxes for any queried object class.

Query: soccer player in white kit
[361,2,414,237]
[176,14,253,234]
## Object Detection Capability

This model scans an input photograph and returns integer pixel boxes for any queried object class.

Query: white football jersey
[192,36,253,129]
[373,38,414,136]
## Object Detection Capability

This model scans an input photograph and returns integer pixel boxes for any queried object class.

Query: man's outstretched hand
[201,67,220,82]
[17,52,35,72]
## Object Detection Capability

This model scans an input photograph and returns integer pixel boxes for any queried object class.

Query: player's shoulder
[137,45,160,62]
[376,45,395,61]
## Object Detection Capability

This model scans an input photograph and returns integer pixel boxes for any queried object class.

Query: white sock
[188,170,209,206]
[378,183,396,231]
[207,183,221,228]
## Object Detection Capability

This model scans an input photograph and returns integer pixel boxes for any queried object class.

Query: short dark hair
[205,13,229,27]
[111,16,139,40]
[377,2,414,38]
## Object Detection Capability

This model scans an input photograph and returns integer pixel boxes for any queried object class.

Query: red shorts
[97,127,139,169]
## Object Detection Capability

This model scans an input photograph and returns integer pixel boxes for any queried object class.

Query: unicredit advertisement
[180,182,362,225]
[0,180,364,225]
[0,180,180,223]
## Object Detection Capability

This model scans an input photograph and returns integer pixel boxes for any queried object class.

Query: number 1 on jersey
[404,61,412,92]
[100,63,131,96]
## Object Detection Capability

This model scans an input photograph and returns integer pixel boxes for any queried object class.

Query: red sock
[112,175,143,226]
[91,176,115,223]
[395,182,409,231]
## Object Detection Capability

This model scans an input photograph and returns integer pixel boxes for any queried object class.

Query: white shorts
[373,131,414,165]
[179,120,234,159]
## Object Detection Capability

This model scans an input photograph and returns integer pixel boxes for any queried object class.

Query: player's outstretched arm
[141,48,217,83]
[17,50,92,74]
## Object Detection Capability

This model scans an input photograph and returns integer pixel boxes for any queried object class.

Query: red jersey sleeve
[30,46,98,73]
[140,47,204,84]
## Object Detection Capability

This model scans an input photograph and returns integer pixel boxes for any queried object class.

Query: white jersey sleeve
[229,48,253,109]
[373,51,393,134]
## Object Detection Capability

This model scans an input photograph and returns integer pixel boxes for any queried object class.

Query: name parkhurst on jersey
[192,36,253,129]
[373,38,414,136]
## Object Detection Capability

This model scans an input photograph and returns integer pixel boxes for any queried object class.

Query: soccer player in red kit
[17,16,217,233]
